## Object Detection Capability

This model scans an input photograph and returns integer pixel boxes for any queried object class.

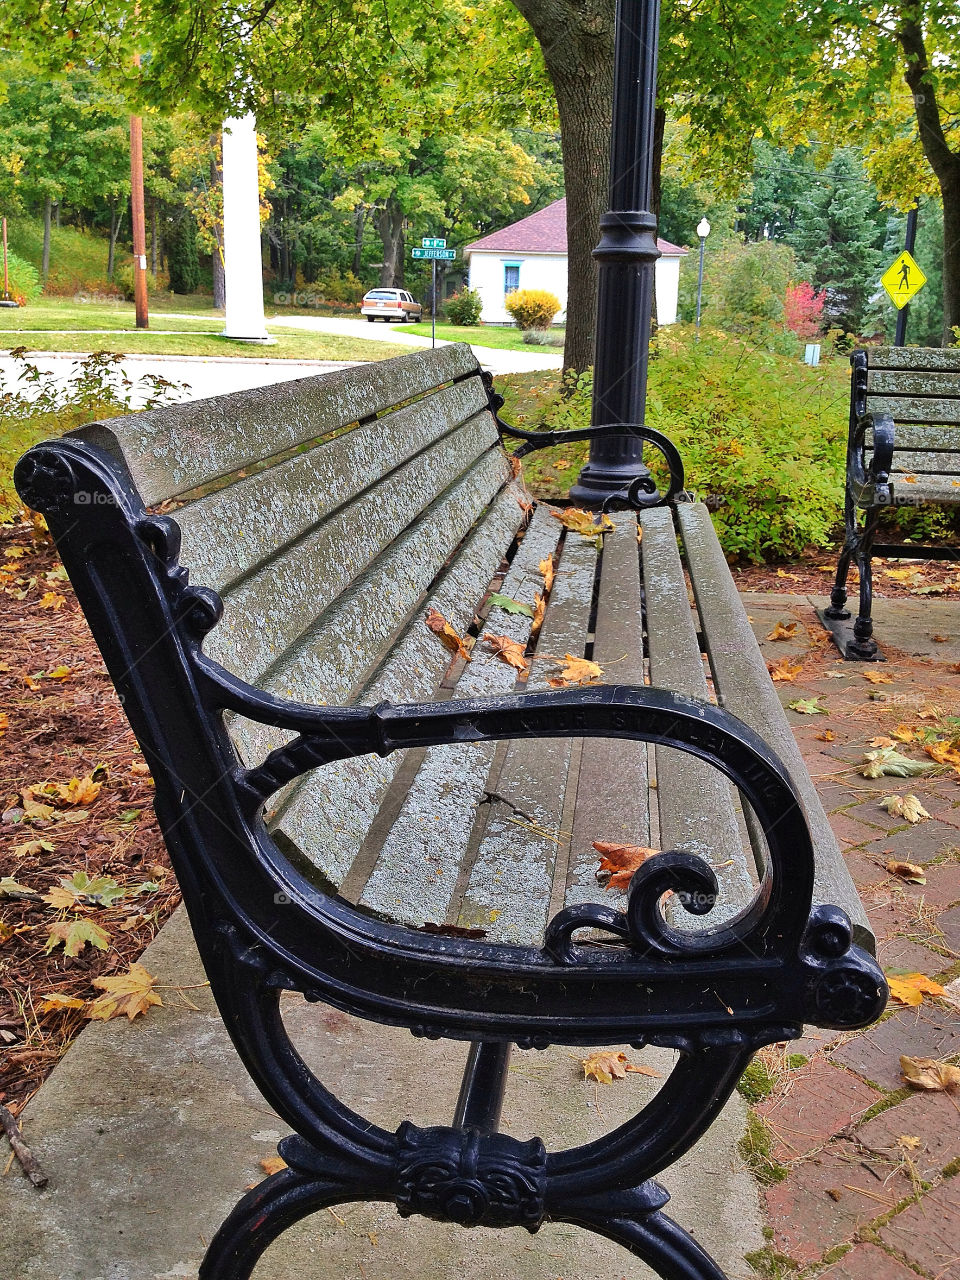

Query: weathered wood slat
[867,347,960,373]
[358,507,564,927]
[868,370,960,398]
[203,417,505,682]
[866,396,960,425]
[455,529,599,943]
[884,450,960,474]
[868,423,960,453]
[888,475,960,505]
[71,344,480,504]
[266,486,532,892]
[175,378,493,592]
[565,512,649,912]
[640,506,754,924]
[225,453,517,772]
[677,503,873,949]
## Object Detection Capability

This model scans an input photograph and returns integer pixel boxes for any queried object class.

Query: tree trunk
[42,197,52,279]
[378,196,405,287]
[353,205,366,276]
[898,11,960,344]
[107,202,117,281]
[54,203,60,229]
[511,0,616,373]
[210,148,226,309]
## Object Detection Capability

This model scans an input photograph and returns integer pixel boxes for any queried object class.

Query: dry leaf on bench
[424,608,472,662]
[594,841,657,892]
[887,973,946,1007]
[531,591,546,637]
[551,508,614,538]
[539,557,555,593]
[767,621,798,641]
[899,1055,960,1092]
[581,1050,662,1084]
[483,634,529,675]
[886,859,927,884]
[767,658,803,682]
[86,962,162,1021]
[879,794,930,825]
[547,655,603,687]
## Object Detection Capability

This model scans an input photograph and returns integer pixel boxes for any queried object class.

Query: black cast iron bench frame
[823,346,960,659]
[16,408,886,1280]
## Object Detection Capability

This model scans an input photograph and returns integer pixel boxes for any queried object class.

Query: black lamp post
[569,0,662,507]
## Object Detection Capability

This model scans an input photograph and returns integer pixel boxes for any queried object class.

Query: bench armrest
[849,411,894,503]
[481,371,685,508]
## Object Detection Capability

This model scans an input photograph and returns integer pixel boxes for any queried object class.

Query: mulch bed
[0,516,175,1117]
[1,511,957,1119]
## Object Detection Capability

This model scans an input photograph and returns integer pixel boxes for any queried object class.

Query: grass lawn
[0,303,410,362]
[404,322,565,352]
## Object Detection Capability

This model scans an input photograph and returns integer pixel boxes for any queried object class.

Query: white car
[360,288,423,322]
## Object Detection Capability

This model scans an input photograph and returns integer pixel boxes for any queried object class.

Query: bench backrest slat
[175,377,493,593]
[864,396,960,426]
[70,344,480,504]
[866,347,960,374]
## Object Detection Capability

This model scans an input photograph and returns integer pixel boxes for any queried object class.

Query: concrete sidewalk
[0,905,760,1280]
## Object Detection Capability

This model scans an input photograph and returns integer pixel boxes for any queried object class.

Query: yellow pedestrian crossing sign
[881,251,927,309]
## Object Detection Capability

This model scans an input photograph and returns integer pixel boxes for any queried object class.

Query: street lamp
[695,217,710,337]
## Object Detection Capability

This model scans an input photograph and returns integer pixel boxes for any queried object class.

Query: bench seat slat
[175,378,492,593]
[267,487,532,892]
[203,415,504,683]
[677,503,873,950]
[72,344,480,504]
[356,507,564,928]
[640,507,755,924]
[454,532,599,942]
[564,512,649,911]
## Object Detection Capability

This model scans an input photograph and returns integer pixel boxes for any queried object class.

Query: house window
[503,263,520,297]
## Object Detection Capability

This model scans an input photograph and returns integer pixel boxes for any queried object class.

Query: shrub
[505,288,560,330]
[314,267,365,303]
[710,241,795,333]
[2,252,41,304]
[522,328,564,346]
[784,282,826,340]
[445,288,483,326]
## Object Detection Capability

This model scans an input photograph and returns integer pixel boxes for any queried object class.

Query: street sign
[412,247,457,260]
[881,251,927,310]
[421,237,446,249]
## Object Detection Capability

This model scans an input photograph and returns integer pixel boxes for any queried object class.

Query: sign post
[412,240,457,349]
[881,235,926,351]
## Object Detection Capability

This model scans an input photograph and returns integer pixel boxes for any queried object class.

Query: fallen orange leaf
[424,608,472,662]
[925,740,960,766]
[85,962,162,1021]
[900,1055,960,1092]
[767,658,803,682]
[594,841,658,891]
[550,507,614,538]
[538,557,555,593]
[870,736,896,748]
[39,591,65,610]
[547,654,603,687]
[886,860,927,883]
[817,729,836,742]
[531,591,546,637]
[483,633,529,674]
[887,973,946,1007]
[581,1050,662,1084]
[863,670,893,684]
[260,1155,288,1176]
[892,726,917,743]
[767,621,799,641]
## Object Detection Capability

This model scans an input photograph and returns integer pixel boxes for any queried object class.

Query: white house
[464,197,688,326]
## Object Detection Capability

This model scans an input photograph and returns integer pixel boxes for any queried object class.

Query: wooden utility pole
[130,51,148,329]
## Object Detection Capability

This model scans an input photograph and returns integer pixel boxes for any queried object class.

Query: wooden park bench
[822,346,960,659]
[16,341,885,1280]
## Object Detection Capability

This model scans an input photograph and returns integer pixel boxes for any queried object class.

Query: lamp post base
[568,453,651,508]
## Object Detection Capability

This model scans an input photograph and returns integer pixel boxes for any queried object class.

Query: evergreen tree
[167,212,200,294]
[788,149,886,334]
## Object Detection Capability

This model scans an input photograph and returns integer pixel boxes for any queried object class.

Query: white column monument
[221,113,272,342]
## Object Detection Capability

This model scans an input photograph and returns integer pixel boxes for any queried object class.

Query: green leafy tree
[166,211,200,294]
[787,149,886,334]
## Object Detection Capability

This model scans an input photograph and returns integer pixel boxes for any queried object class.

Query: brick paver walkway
[743,593,960,1280]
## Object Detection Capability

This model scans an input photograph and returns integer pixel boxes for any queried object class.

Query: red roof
[464,198,687,256]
